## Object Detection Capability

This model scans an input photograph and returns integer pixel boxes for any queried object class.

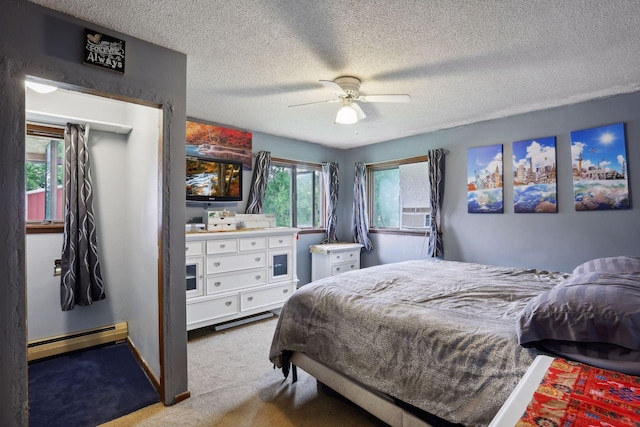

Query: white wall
[124,102,161,377]
[27,87,128,127]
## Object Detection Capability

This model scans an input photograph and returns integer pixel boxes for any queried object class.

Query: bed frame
[290,352,433,427]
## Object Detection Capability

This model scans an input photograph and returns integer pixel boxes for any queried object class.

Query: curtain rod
[366,155,429,169]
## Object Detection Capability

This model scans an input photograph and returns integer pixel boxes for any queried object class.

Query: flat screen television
[186,155,243,202]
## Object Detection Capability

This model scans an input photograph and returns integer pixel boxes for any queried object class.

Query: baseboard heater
[28,322,128,362]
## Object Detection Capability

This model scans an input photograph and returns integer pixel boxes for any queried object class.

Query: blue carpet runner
[29,342,160,427]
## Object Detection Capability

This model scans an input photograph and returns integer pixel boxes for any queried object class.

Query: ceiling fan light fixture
[335,103,358,125]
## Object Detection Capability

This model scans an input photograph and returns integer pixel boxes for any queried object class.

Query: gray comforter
[269,259,568,426]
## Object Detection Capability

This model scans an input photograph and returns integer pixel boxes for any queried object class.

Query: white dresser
[186,227,299,331]
[310,243,364,281]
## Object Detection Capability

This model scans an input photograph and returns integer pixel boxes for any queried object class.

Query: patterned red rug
[517,358,640,427]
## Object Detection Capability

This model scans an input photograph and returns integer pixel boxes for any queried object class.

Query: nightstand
[310,243,364,282]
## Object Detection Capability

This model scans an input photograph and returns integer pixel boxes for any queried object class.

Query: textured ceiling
[28,0,640,149]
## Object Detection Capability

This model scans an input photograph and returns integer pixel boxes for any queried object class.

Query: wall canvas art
[186,120,253,170]
[467,144,503,213]
[571,123,630,210]
[512,136,557,213]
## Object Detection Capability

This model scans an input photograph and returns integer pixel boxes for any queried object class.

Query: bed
[269,257,640,426]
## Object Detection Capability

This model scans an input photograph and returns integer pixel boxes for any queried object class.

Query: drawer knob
[220,244,225,248]
[283,289,288,294]
[350,265,355,268]
[247,296,254,301]
[225,301,232,306]
[349,253,354,258]
[336,267,341,271]
[214,281,221,287]
[255,257,261,262]
[214,262,221,267]
[278,239,283,243]
[255,275,261,280]
[251,241,256,246]
[336,255,341,259]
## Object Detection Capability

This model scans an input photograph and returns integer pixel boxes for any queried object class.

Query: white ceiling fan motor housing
[334,76,361,98]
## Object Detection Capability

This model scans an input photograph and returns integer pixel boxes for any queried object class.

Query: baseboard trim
[28,322,128,362]
[127,337,162,396]
[174,390,191,404]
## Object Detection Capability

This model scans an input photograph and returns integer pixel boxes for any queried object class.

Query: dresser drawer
[207,251,267,274]
[241,284,293,311]
[239,237,267,251]
[330,250,360,264]
[206,239,238,254]
[186,241,204,257]
[186,294,239,324]
[206,269,267,294]
[269,235,293,248]
[331,262,359,276]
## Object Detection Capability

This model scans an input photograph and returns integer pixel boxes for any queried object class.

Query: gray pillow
[517,272,640,353]
[572,256,640,275]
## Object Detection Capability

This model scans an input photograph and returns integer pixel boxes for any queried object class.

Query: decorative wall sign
[513,137,557,213]
[467,144,503,213]
[571,123,630,210]
[186,120,253,170]
[83,28,125,73]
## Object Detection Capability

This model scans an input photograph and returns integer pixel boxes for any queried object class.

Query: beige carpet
[101,316,387,426]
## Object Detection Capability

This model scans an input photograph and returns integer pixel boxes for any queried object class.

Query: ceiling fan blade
[358,94,412,103]
[288,99,340,107]
[319,80,347,96]
[352,103,367,120]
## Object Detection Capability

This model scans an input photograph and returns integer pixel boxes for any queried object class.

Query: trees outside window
[367,156,430,232]
[371,168,400,227]
[263,159,324,229]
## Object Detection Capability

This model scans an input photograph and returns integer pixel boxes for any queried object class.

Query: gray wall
[0,1,187,424]
[342,92,640,273]
[188,91,640,281]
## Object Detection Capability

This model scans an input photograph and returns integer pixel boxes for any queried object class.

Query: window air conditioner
[401,207,430,229]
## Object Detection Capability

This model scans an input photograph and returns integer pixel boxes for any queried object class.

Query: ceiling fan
[289,76,411,124]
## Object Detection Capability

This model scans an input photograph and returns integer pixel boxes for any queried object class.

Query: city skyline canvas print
[513,136,557,213]
[467,144,503,213]
[571,123,630,210]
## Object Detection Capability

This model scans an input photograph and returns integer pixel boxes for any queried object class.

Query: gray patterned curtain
[60,123,105,311]
[245,151,271,214]
[351,162,372,251]
[321,161,339,243]
[427,148,447,258]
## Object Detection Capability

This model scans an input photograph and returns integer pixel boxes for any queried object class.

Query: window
[367,156,430,233]
[25,124,66,229]
[263,158,325,229]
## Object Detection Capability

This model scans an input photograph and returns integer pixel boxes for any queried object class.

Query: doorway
[25,79,164,402]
